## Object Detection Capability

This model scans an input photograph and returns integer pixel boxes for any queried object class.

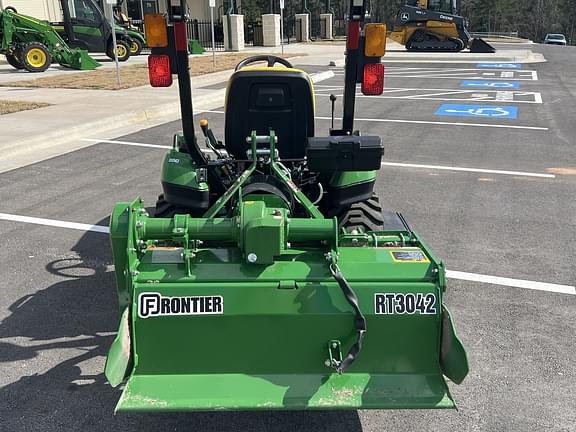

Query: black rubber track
[337,194,385,233]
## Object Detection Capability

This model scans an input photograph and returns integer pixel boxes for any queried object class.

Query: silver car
[544,33,567,45]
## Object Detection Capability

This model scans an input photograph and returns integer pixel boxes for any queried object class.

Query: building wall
[1,0,232,23]
[2,0,62,20]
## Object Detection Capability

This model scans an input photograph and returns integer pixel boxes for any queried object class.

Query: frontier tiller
[105,0,469,412]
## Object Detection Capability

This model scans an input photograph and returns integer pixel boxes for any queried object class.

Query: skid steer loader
[389,0,496,53]
[104,0,468,412]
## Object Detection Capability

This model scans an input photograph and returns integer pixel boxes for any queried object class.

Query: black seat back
[225,67,315,159]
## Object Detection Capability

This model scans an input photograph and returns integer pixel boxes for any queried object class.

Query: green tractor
[105,0,469,412]
[0,6,100,72]
[51,0,134,62]
[112,2,146,56]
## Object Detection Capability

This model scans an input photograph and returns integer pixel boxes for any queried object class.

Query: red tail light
[362,63,384,95]
[148,54,172,87]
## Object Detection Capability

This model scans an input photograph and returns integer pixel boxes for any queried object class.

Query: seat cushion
[224,68,315,159]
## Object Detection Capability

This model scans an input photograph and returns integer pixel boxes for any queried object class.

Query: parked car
[544,34,567,45]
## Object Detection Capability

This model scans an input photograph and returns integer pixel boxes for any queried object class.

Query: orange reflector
[362,63,384,95]
[148,55,172,87]
[144,14,168,48]
[364,23,386,57]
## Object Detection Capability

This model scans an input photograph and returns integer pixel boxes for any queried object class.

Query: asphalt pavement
[0,43,575,431]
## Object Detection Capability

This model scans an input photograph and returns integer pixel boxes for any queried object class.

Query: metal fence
[470,31,520,39]
[310,16,321,40]
[333,18,347,37]
[245,20,264,46]
[187,19,225,51]
[283,16,297,44]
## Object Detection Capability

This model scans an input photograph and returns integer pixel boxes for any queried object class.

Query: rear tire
[6,52,25,70]
[107,40,130,62]
[20,42,52,72]
[336,194,385,233]
[154,194,190,218]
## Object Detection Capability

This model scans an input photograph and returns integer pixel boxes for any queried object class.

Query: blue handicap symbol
[435,104,518,119]
[461,80,520,89]
[476,63,522,69]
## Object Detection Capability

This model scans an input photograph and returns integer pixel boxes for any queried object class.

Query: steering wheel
[235,55,293,71]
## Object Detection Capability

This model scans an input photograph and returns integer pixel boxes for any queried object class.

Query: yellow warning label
[390,250,430,263]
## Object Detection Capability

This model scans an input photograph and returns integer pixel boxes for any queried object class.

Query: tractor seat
[225,56,315,160]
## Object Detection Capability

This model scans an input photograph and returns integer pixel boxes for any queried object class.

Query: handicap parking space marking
[435,104,519,119]
[462,80,521,89]
[477,63,522,69]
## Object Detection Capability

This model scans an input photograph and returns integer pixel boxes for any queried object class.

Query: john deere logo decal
[138,293,223,318]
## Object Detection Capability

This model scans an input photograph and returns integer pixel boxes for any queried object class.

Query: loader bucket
[469,38,496,53]
[62,49,101,70]
[105,201,469,412]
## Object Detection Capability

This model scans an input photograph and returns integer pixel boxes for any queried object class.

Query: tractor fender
[126,30,146,44]
[114,33,133,44]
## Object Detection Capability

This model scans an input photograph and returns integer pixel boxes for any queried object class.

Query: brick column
[262,14,281,47]
[295,13,309,42]
[320,13,333,39]
[223,14,245,51]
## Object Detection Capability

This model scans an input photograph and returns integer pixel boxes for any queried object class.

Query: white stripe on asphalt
[143,110,548,132]
[315,116,549,131]
[316,92,541,104]
[1,212,574,295]
[81,138,171,149]
[81,139,555,178]
[81,138,216,153]
[0,213,109,234]
[446,270,576,296]
[310,70,335,83]
[381,162,555,178]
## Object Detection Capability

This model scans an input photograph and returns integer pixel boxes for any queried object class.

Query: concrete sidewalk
[0,41,544,173]
[0,68,236,173]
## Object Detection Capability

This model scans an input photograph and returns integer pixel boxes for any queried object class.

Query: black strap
[330,262,366,374]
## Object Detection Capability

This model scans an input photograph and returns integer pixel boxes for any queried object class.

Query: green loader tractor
[51,0,134,62]
[105,0,469,412]
[0,6,99,72]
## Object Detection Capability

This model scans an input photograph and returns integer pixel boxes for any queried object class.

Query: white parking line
[446,270,576,296]
[316,91,542,104]
[81,138,171,149]
[0,213,109,234]
[128,109,547,132]
[315,116,549,131]
[0,212,573,295]
[83,138,554,178]
[381,162,555,178]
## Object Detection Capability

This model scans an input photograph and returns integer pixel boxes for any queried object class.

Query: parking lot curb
[0,89,225,174]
